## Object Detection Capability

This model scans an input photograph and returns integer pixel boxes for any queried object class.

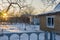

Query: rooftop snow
[54,3,60,11]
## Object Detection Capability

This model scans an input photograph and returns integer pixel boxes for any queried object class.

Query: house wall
[39,12,60,33]
[55,13,60,32]
[39,15,51,31]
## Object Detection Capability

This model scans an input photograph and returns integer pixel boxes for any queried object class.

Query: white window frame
[46,16,55,28]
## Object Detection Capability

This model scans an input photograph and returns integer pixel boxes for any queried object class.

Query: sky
[30,0,60,14]
[0,0,60,14]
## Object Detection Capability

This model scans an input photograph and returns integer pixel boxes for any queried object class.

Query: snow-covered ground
[0,23,60,40]
[0,23,41,32]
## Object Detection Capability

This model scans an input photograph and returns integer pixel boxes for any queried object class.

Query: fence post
[50,32,56,40]
[37,33,39,40]
[8,36,10,40]
[54,32,56,40]
[19,35,21,40]
[28,34,31,40]
[45,31,48,40]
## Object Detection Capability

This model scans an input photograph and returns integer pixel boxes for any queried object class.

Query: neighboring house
[30,15,40,25]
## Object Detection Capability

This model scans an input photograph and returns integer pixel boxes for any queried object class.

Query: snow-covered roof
[54,3,60,11]
[37,10,60,16]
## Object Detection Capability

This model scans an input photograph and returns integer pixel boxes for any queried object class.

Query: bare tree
[1,0,32,11]
[40,0,57,12]
[0,0,34,17]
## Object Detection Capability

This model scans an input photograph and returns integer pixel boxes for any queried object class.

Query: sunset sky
[0,0,60,14]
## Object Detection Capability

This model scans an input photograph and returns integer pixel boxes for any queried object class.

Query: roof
[54,3,60,11]
[38,11,60,16]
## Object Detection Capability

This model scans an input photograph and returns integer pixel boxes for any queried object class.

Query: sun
[2,13,8,20]
[3,13,8,17]
[3,13,7,16]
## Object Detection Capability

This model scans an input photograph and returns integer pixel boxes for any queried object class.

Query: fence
[0,31,56,40]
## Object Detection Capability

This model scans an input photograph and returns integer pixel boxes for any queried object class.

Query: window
[46,16,54,28]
